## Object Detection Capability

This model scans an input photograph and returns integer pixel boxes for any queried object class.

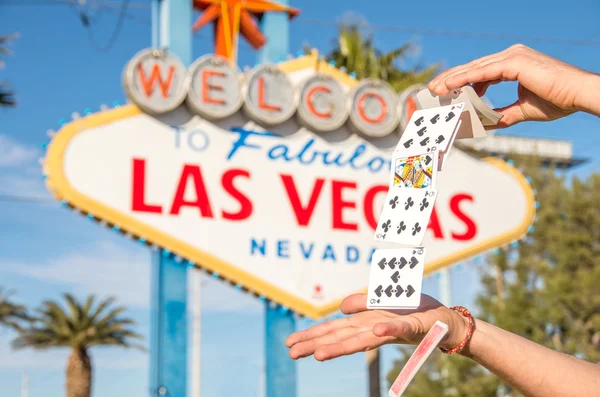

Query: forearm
[576,71,600,117]
[461,319,600,397]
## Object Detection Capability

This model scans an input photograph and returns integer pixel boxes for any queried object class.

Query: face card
[374,187,438,246]
[416,87,487,139]
[394,103,465,157]
[390,151,439,189]
[367,248,426,309]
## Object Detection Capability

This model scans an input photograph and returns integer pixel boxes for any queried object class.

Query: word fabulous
[123,48,409,138]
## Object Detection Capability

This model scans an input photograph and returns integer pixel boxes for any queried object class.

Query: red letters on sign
[450,194,477,240]
[357,92,387,123]
[331,180,358,231]
[307,85,332,118]
[257,76,282,112]
[363,185,388,230]
[221,169,253,221]
[427,208,445,239]
[280,174,325,226]
[170,165,214,218]
[202,70,226,105]
[130,160,478,243]
[137,64,175,99]
[132,158,163,213]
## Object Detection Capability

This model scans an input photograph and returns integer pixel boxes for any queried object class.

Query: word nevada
[123,48,416,138]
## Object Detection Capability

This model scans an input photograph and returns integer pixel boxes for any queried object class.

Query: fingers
[472,79,501,96]
[429,47,514,93]
[285,317,349,348]
[289,326,358,359]
[429,45,529,96]
[493,101,525,128]
[313,331,396,361]
[340,293,368,314]
[444,60,521,93]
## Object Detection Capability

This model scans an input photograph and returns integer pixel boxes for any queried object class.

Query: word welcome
[124,50,417,138]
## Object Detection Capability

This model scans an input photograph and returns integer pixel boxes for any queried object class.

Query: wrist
[575,71,600,116]
[439,307,472,350]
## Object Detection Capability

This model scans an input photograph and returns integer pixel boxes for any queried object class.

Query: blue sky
[0,0,599,396]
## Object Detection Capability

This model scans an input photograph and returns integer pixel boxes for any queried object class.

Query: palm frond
[0,287,29,330]
[13,294,144,351]
[325,25,437,91]
[0,83,15,107]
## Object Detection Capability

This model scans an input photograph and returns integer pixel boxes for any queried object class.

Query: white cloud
[336,10,370,29]
[0,134,49,199]
[2,241,262,313]
[0,134,39,168]
[0,173,49,198]
[6,241,151,308]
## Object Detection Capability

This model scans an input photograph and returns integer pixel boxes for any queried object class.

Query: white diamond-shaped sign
[44,56,535,319]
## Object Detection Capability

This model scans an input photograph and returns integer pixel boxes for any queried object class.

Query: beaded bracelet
[439,306,475,355]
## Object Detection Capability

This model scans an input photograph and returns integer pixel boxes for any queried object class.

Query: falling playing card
[437,119,462,171]
[374,187,438,246]
[367,247,426,309]
[416,87,491,139]
[390,151,439,189]
[388,321,449,397]
[394,103,465,157]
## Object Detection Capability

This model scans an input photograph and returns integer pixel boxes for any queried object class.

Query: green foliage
[387,158,600,396]
[13,294,145,351]
[324,25,438,91]
[0,288,29,331]
[0,34,17,107]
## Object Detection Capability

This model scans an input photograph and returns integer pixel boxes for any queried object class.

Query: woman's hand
[286,293,468,361]
[428,44,600,128]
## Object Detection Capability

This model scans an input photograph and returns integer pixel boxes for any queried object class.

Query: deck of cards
[368,102,465,311]
[365,87,501,396]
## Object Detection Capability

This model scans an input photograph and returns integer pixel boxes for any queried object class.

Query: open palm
[286,293,466,361]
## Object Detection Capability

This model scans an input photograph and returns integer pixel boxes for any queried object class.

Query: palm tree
[13,294,144,397]
[0,34,18,107]
[325,25,438,92]
[0,288,29,330]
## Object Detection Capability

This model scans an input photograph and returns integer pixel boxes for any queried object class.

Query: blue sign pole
[150,1,192,396]
[265,306,297,397]
[259,5,297,397]
[258,0,291,64]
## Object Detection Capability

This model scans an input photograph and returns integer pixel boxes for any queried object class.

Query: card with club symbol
[390,151,439,189]
[374,187,438,246]
[367,248,426,309]
[394,103,465,158]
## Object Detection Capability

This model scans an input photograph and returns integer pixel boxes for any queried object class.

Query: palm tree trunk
[366,348,381,397]
[66,348,92,397]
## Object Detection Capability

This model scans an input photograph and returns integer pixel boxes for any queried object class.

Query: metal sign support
[150,1,192,396]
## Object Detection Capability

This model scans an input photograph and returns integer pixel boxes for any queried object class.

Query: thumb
[373,319,417,341]
[493,100,525,129]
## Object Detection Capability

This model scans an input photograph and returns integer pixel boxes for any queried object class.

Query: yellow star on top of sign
[193,0,299,63]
